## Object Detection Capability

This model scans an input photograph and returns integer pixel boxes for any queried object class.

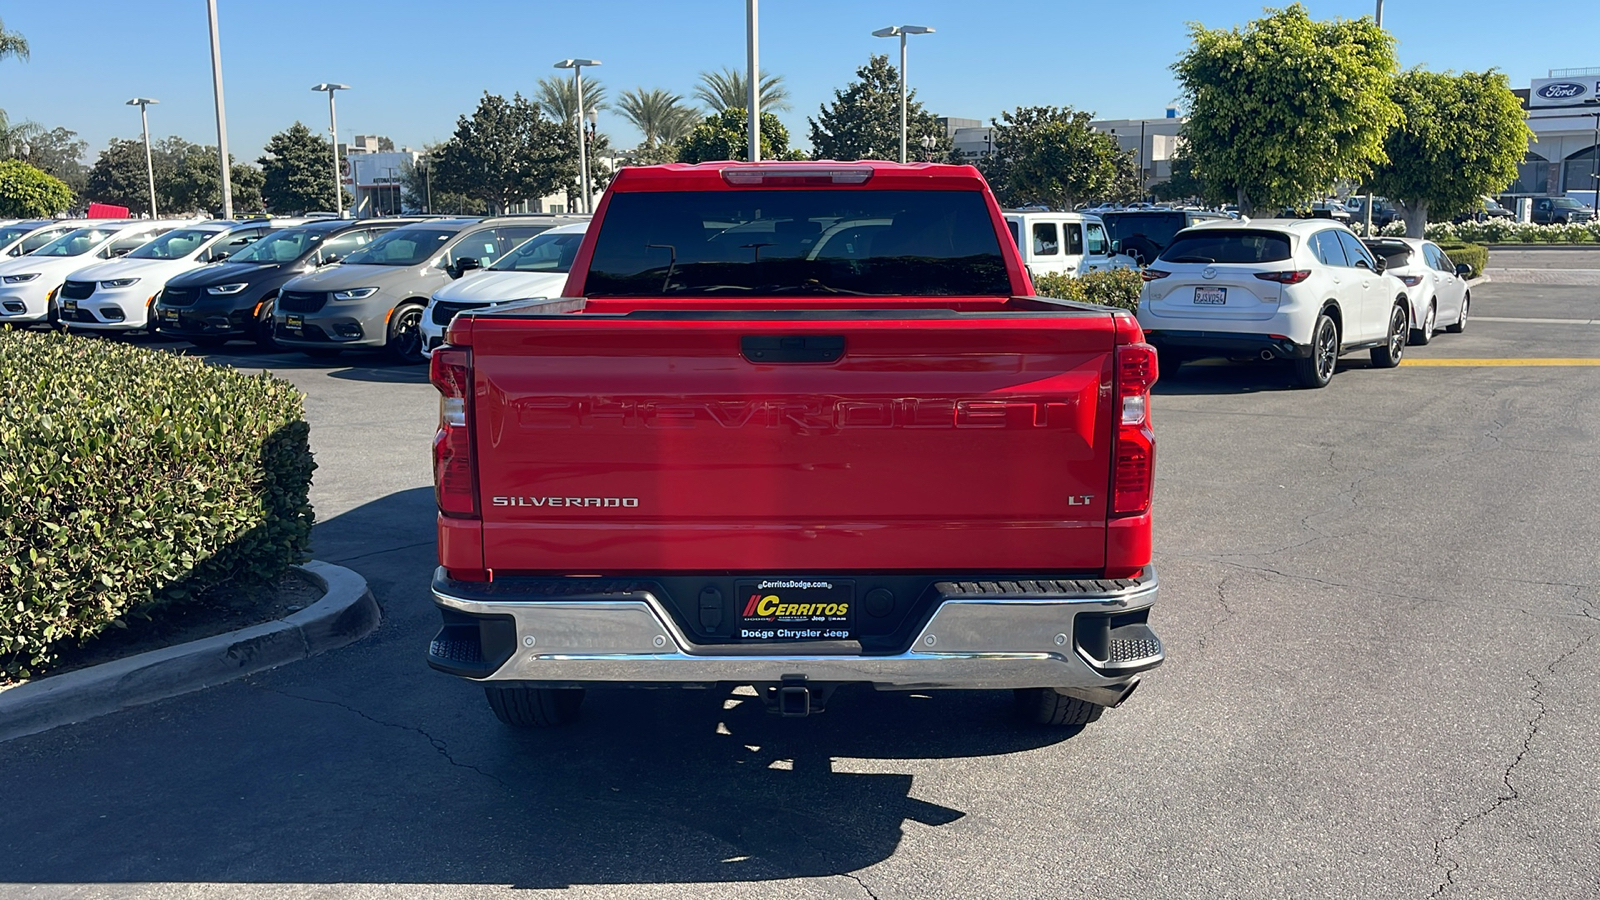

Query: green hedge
[1031,267,1144,313]
[0,330,315,678]
[1437,242,1488,279]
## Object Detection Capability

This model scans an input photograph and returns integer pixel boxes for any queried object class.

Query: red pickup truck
[426,161,1163,728]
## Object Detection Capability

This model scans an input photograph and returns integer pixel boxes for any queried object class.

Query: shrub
[1427,219,1600,244]
[1437,241,1488,278]
[1031,267,1143,312]
[0,330,315,677]
[0,160,74,218]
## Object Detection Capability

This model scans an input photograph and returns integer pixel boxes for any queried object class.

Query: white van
[1002,210,1137,280]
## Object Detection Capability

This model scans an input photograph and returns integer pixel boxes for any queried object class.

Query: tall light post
[206,0,233,219]
[553,59,600,212]
[311,84,350,217]
[125,98,159,218]
[746,0,760,162]
[872,25,935,164]
[1363,0,1385,235]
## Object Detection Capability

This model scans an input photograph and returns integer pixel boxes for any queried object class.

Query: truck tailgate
[470,309,1117,573]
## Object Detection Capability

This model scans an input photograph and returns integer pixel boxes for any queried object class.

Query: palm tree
[534,75,608,126]
[616,88,698,149]
[0,108,41,159]
[693,67,791,114]
[0,17,29,64]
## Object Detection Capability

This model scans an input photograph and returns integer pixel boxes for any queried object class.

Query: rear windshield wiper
[1165,255,1215,264]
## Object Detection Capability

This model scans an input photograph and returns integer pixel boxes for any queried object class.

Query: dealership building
[1512,69,1600,200]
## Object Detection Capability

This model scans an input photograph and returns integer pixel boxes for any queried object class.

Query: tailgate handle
[741,335,845,363]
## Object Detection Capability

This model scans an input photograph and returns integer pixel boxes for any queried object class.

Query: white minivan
[1002,210,1137,281]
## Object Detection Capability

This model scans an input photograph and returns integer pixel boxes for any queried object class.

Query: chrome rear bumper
[429,568,1162,699]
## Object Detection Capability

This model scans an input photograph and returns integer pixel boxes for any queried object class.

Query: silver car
[273,216,583,362]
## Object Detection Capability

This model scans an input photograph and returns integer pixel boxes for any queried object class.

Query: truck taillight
[430,347,477,518]
[1112,342,1157,516]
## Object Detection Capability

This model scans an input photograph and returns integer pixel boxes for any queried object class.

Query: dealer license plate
[1193,287,1227,305]
[284,314,303,329]
[161,309,179,323]
[61,300,77,313]
[735,579,855,642]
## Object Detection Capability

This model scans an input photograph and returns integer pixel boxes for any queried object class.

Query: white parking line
[1473,316,1600,325]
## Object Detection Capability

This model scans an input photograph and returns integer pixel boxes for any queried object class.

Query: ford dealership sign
[1530,77,1598,106]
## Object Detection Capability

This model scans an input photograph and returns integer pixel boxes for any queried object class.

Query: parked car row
[1135,218,1474,388]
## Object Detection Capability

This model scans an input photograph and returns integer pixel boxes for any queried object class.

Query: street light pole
[746,0,760,162]
[206,0,233,219]
[1364,0,1385,235]
[873,25,935,164]
[553,59,601,213]
[125,98,159,218]
[311,84,350,217]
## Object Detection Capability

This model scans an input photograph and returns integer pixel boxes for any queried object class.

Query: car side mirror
[111,248,132,257]
[1110,240,1121,254]
[1455,263,1472,277]
[321,254,341,266]
[451,257,481,279]
[210,252,230,263]
[1372,255,1387,274]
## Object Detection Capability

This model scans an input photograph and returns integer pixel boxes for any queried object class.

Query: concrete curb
[0,561,379,743]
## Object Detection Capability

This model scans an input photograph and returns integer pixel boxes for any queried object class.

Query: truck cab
[1003,210,1135,280]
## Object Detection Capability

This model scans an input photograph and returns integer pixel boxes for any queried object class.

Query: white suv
[1136,218,1411,389]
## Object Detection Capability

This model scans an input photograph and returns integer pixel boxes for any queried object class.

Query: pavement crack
[839,872,882,900]
[1196,577,1235,652]
[248,683,508,789]
[327,539,435,564]
[1429,629,1598,897]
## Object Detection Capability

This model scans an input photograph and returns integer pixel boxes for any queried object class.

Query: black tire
[1445,293,1468,334]
[1294,312,1339,389]
[485,684,585,727]
[1156,347,1185,378]
[386,303,426,364]
[1014,688,1104,726]
[304,347,342,359]
[254,296,281,349]
[1409,302,1435,346]
[1370,303,1408,368]
[188,336,228,349]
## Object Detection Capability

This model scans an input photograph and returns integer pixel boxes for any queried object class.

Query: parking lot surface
[4,268,1599,899]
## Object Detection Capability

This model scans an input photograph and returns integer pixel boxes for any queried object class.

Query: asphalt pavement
[4,265,1598,899]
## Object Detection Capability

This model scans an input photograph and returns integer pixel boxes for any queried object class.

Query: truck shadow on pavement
[135,334,432,384]
[0,486,1088,890]
[1156,358,1371,395]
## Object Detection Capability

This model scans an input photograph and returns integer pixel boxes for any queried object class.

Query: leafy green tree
[259,122,350,214]
[0,16,28,63]
[617,88,698,152]
[161,139,264,215]
[694,67,791,113]
[807,54,950,162]
[1149,152,1219,204]
[1173,3,1401,215]
[534,75,608,127]
[676,108,800,163]
[399,144,485,215]
[977,106,1125,209]
[18,126,88,196]
[431,92,574,214]
[87,138,168,214]
[1366,69,1531,237]
[0,160,72,217]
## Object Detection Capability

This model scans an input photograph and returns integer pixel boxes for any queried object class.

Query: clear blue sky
[1,1,1588,164]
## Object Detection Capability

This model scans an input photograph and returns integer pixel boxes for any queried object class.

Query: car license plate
[61,300,77,313]
[1193,287,1227,305]
[735,579,854,642]
[162,309,178,323]
[285,314,303,329]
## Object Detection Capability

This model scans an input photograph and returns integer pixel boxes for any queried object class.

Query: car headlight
[2,273,39,283]
[206,283,249,295]
[101,278,141,288]
[332,287,379,300]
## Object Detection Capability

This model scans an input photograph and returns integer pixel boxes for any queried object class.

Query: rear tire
[254,296,281,349]
[1014,688,1104,726]
[1409,302,1435,346]
[1294,312,1339,389]
[1370,303,1408,368]
[485,684,585,727]
[1445,293,1468,333]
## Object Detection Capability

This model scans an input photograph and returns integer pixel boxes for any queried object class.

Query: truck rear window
[1159,231,1292,264]
[584,190,1010,297]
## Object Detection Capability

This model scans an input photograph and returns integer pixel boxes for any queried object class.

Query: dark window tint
[1032,222,1058,256]
[1065,223,1084,256]
[1100,211,1190,257]
[1314,231,1350,266]
[584,189,1011,297]
[1159,230,1292,264]
[1335,230,1376,269]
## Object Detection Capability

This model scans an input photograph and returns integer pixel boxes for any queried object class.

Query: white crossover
[421,221,589,355]
[1361,237,1473,345]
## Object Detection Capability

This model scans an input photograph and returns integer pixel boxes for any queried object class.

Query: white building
[1091,112,1184,188]
[1511,69,1600,199]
